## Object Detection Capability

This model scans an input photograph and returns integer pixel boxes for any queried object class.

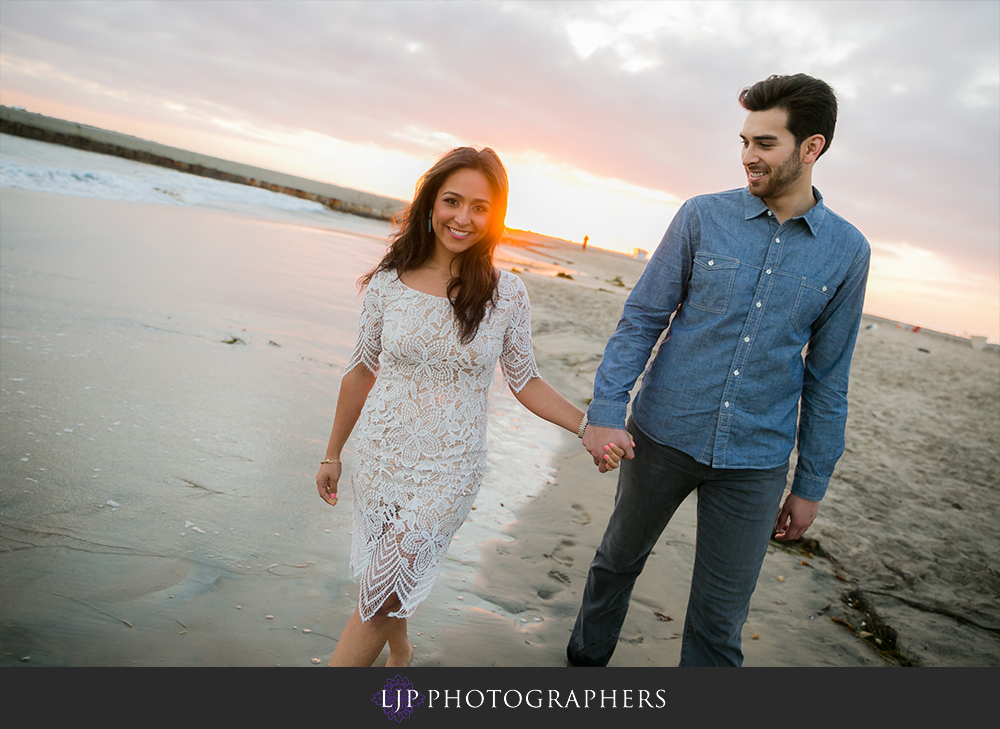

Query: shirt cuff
[586,399,628,431]
[790,468,828,502]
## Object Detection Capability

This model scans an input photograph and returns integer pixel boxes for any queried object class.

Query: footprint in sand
[537,567,571,599]
[543,539,575,567]
[571,504,592,526]
[548,569,571,585]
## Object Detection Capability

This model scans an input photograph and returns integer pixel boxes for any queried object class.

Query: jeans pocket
[686,253,740,314]
[790,277,836,332]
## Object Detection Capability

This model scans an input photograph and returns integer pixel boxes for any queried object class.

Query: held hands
[316,462,342,507]
[583,425,635,473]
[601,443,627,472]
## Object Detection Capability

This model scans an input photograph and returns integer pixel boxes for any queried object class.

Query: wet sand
[2,188,998,667]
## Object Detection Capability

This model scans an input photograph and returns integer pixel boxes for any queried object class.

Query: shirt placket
[711,212,785,467]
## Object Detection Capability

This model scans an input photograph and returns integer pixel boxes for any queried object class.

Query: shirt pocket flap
[688,253,740,314]
[791,277,838,332]
[800,278,837,298]
[693,253,740,272]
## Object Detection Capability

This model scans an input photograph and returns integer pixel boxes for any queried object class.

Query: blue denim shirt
[588,187,870,501]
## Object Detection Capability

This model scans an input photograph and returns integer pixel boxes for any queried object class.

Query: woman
[315,147,623,667]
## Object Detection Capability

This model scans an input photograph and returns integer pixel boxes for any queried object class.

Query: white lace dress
[343,269,539,621]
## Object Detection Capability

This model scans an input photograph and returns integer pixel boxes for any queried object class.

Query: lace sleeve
[344,271,384,376]
[500,273,540,393]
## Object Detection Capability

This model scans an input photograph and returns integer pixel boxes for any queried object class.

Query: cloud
[2,0,997,274]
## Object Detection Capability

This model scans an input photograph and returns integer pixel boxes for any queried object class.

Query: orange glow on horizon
[2,90,997,343]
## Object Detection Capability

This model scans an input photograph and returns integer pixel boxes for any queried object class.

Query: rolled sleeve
[790,469,830,502]
[587,398,630,430]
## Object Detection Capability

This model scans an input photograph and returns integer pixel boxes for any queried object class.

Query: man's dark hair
[739,74,838,158]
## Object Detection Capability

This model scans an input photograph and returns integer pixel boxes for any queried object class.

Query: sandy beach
[2,139,998,667]
[481,244,1000,667]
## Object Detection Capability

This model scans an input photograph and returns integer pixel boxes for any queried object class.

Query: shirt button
[734,370,740,376]
[708,259,714,266]
[822,285,828,292]
[756,301,762,308]
[767,211,773,217]
[775,237,780,243]
[724,401,730,408]
[744,336,750,343]
[766,268,772,274]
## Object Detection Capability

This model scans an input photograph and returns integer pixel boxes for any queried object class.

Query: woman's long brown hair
[360,147,509,344]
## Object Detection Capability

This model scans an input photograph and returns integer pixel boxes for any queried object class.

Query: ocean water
[0,134,566,648]
[0,133,329,212]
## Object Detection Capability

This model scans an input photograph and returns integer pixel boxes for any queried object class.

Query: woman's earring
[427,210,432,233]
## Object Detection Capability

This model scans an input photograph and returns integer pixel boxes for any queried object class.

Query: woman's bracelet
[576,413,588,439]
[320,458,341,465]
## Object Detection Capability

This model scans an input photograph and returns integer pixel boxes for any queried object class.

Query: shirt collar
[742,186,827,237]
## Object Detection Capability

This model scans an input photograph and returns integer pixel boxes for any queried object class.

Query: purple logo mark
[373,675,425,722]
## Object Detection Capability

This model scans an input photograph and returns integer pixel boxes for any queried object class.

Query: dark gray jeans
[567,421,789,666]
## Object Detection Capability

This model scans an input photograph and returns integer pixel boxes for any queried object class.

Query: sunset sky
[1,0,998,341]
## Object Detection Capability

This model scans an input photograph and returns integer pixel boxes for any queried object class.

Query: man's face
[740,108,804,200]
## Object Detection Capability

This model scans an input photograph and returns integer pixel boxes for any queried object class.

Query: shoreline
[0,105,406,221]
[1,105,994,348]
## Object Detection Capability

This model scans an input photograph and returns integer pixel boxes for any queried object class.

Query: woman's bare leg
[385,616,413,667]
[329,597,412,667]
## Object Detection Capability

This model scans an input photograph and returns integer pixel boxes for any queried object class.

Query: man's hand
[773,493,819,541]
[582,425,635,473]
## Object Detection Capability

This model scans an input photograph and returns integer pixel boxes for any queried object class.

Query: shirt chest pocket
[790,277,838,332]
[686,253,740,314]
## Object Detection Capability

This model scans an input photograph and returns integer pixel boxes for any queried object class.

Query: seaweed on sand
[836,589,918,667]
[771,536,918,666]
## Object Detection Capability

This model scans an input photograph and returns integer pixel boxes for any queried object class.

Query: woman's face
[430,168,494,260]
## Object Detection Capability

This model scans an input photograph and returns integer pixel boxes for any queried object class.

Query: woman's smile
[431,167,494,259]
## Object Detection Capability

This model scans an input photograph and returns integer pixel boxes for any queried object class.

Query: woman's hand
[601,443,627,472]
[316,462,342,506]
[583,425,635,473]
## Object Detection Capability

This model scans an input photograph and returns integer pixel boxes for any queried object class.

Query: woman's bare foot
[386,641,414,667]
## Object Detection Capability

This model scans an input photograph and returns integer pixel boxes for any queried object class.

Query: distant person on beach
[583,235,589,251]
[315,146,624,667]
[568,74,871,667]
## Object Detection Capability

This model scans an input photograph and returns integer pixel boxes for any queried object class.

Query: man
[569,74,870,667]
